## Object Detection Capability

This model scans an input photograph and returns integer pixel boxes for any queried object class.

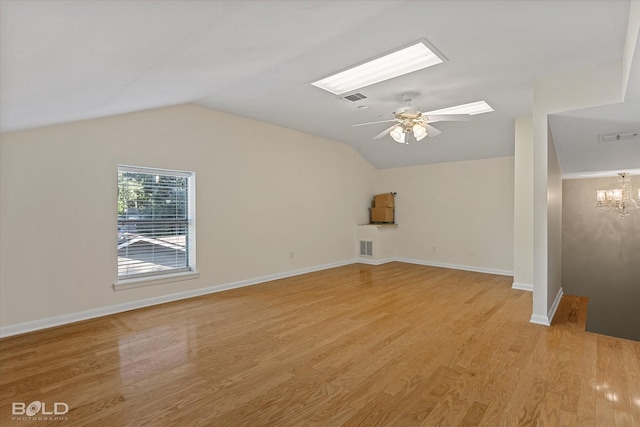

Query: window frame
[114,164,197,290]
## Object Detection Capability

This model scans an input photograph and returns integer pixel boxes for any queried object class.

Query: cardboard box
[371,207,394,223]
[374,193,395,208]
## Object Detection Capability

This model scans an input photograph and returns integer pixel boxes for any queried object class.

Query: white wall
[531,60,625,325]
[513,116,533,290]
[356,225,396,263]
[623,0,640,95]
[0,104,376,329]
[546,128,562,310]
[375,157,515,274]
[0,104,519,333]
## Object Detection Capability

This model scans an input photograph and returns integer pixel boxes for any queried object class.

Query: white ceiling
[0,0,636,170]
[550,102,640,177]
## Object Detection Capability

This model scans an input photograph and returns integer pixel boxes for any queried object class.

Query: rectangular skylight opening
[425,100,494,116]
[311,41,445,95]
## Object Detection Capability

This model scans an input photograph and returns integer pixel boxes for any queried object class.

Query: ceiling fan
[353,93,470,143]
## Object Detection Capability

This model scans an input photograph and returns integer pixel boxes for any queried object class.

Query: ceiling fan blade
[425,114,470,123]
[353,119,397,127]
[374,125,399,140]
[425,124,442,137]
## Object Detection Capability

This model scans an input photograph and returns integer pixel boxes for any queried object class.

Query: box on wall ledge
[374,193,395,208]
[371,207,394,223]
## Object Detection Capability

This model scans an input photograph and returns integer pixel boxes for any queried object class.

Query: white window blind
[117,165,195,280]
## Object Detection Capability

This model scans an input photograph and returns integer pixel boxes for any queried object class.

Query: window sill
[114,270,200,291]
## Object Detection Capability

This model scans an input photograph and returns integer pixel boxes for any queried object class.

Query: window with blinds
[117,165,195,280]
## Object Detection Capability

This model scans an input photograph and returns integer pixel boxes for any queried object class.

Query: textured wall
[562,177,640,341]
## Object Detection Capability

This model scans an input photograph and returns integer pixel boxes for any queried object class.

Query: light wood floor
[1,262,639,426]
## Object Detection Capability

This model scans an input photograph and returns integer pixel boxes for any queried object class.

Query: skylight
[425,101,494,116]
[311,41,444,95]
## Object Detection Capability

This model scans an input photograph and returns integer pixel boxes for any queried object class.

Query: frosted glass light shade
[413,124,427,141]
[390,126,405,143]
[612,189,623,201]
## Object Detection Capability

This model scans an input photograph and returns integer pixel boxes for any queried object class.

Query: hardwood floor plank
[1,262,638,426]
[459,401,488,426]
[622,341,640,424]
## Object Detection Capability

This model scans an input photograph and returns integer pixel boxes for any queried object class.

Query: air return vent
[344,92,367,102]
[598,130,639,144]
[360,240,373,257]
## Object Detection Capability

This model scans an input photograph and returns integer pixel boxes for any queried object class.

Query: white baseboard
[548,286,564,324]
[0,257,517,338]
[529,286,564,326]
[355,257,395,265]
[396,257,514,277]
[529,314,550,326]
[512,282,533,291]
[356,256,514,276]
[0,259,356,338]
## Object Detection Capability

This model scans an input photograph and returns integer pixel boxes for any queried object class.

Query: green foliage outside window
[117,172,187,220]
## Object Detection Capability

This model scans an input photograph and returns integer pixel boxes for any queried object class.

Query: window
[117,165,195,282]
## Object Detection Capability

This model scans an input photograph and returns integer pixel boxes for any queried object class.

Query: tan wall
[375,157,515,273]
[562,177,640,341]
[0,104,376,327]
[513,116,533,288]
[0,104,518,331]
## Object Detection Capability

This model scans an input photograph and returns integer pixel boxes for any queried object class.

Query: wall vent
[360,240,373,257]
[344,92,367,102]
[598,130,639,144]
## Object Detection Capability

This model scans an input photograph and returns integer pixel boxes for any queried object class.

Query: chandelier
[596,173,640,218]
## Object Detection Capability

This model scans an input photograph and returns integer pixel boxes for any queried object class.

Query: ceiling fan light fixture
[311,41,444,95]
[425,100,494,116]
[390,126,405,143]
[354,93,471,142]
[413,124,427,141]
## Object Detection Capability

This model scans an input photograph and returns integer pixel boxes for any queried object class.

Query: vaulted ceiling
[1,0,637,171]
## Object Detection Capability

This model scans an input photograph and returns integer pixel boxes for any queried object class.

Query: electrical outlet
[289,252,294,259]
[432,246,436,253]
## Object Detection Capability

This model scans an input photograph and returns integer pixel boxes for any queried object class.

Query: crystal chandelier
[595,173,640,218]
